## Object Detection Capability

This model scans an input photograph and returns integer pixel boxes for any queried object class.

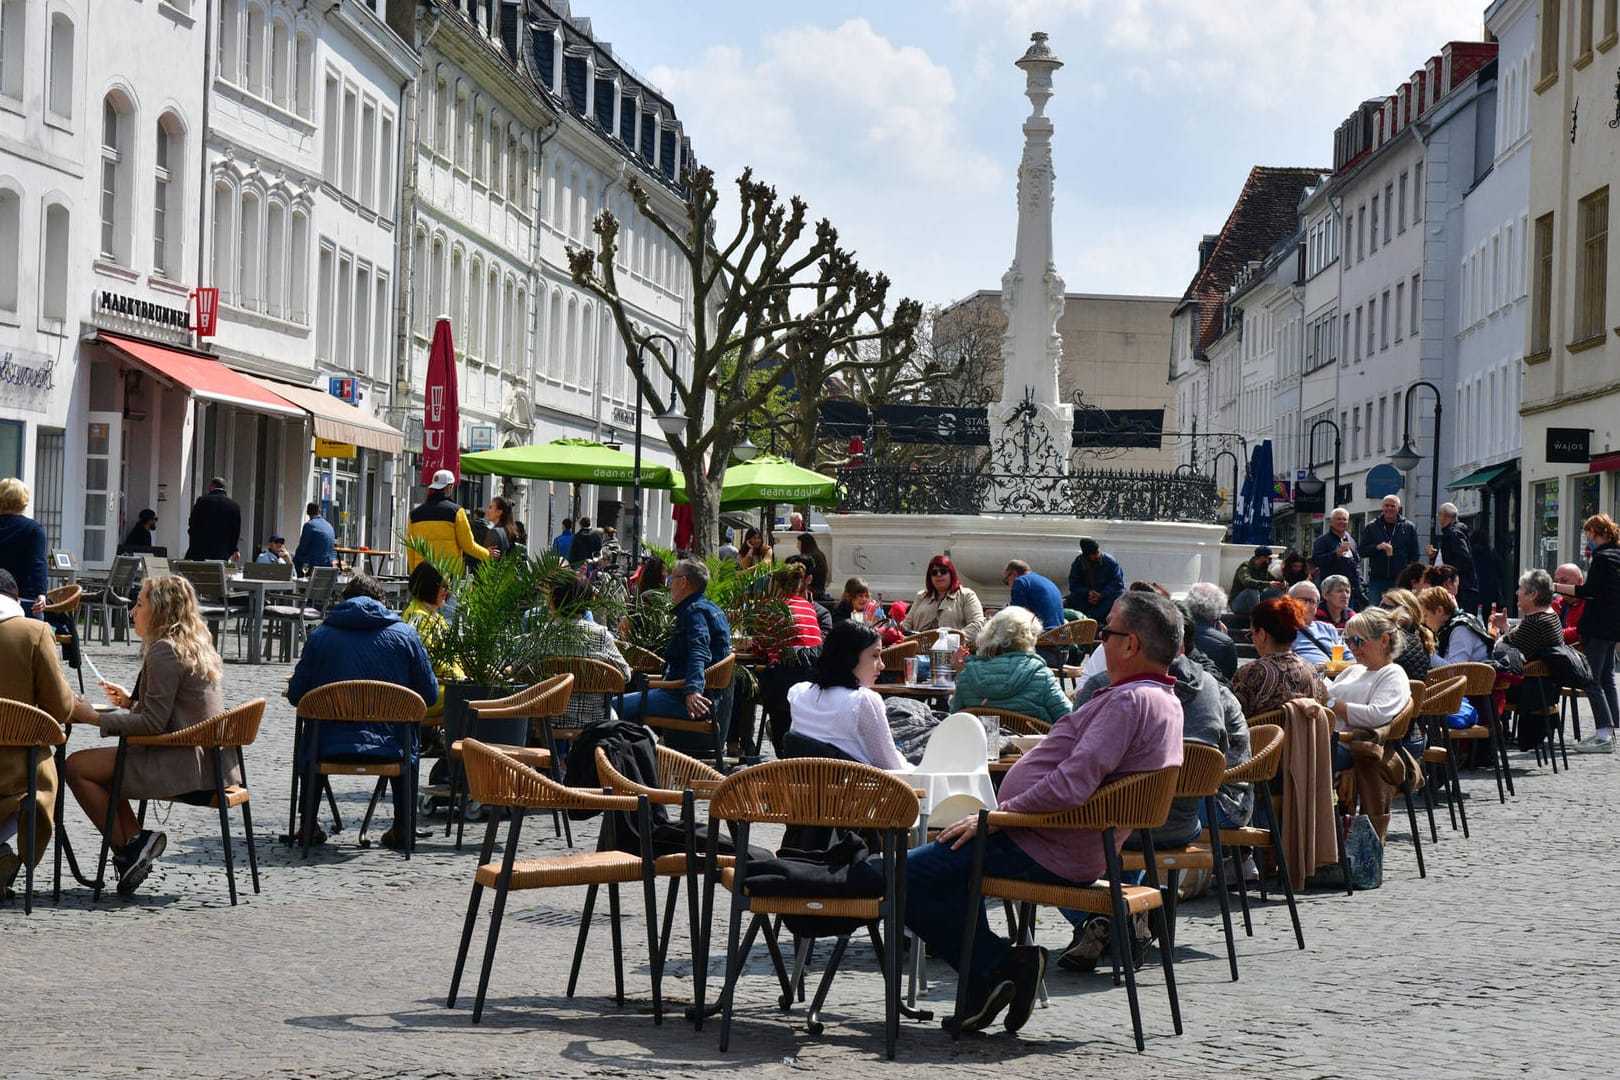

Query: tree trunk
[684,466,724,559]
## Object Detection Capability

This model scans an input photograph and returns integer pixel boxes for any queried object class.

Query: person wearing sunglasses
[901,555,985,645]
[1323,607,1414,773]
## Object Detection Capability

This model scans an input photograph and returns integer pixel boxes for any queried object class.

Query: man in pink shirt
[904,591,1185,1036]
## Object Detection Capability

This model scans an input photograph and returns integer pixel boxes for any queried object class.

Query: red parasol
[421,317,461,486]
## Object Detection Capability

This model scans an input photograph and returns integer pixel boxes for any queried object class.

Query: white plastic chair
[910,712,998,826]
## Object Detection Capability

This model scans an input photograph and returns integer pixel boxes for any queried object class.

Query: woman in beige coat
[901,554,986,645]
[64,574,235,896]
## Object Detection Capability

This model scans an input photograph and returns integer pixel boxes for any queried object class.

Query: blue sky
[583,1,1487,307]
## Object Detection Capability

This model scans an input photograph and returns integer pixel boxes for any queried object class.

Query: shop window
[1532,479,1560,570]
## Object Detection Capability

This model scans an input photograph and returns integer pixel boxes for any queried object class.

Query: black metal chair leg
[1401,777,1426,878]
[608,883,626,1007]
[212,749,238,906]
[1203,795,1239,982]
[567,883,600,996]
[21,748,38,914]
[93,741,129,901]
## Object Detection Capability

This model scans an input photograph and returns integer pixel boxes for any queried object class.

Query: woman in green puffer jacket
[949,606,1074,724]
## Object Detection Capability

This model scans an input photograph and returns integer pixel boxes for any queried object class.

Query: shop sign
[94,290,192,333]
[315,437,357,459]
[0,347,56,412]
[1546,427,1591,464]
[468,423,496,452]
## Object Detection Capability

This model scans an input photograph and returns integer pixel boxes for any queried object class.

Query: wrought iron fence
[837,463,1220,522]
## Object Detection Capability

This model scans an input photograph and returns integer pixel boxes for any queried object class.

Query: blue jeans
[620,688,729,753]
[1582,638,1618,732]
[904,833,1069,988]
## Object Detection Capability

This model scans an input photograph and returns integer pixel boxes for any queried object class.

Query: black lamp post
[631,333,685,572]
[1300,418,1343,508]
[1390,380,1443,544]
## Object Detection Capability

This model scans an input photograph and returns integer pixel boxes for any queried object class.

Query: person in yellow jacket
[402,561,464,722]
[407,469,490,574]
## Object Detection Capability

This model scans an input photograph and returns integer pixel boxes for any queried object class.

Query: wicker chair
[953,765,1183,1052]
[594,745,727,970]
[447,739,662,1025]
[1207,724,1305,950]
[619,641,666,677]
[1336,690,1424,878]
[92,699,265,905]
[904,628,942,652]
[962,705,1052,737]
[1413,676,1471,840]
[451,676,574,849]
[291,680,428,858]
[0,700,67,914]
[1428,662,1512,802]
[1519,659,1569,771]
[533,655,628,745]
[1244,706,1285,728]
[1119,744,1240,982]
[1037,619,1097,683]
[699,759,919,1058]
[43,584,85,693]
[879,638,920,679]
[643,655,737,771]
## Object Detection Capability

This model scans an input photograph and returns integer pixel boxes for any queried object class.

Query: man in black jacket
[184,477,241,561]
[1426,502,1478,613]
[1359,495,1419,606]
[1311,507,1364,608]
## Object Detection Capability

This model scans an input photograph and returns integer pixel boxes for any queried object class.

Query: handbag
[1444,696,1479,730]
[1344,813,1384,891]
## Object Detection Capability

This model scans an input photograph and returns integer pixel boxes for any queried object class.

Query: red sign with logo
[421,317,461,486]
[192,287,220,337]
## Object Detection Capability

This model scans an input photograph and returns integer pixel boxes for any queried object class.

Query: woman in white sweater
[786,621,908,770]
[1325,606,1414,771]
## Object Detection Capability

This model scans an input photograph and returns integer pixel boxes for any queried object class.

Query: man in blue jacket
[292,502,336,573]
[1003,559,1065,630]
[1065,538,1125,622]
[287,574,438,848]
[620,557,732,749]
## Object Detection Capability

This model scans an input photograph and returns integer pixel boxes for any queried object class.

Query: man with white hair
[1311,508,1365,608]
[1554,564,1587,645]
[1360,494,1419,606]
[1287,580,1341,664]
[1426,502,1479,613]
[1185,582,1237,679]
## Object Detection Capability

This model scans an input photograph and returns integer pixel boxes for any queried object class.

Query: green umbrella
[673,454,839,509]
[460,437,676,487]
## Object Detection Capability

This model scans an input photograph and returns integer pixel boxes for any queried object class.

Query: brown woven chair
[1516,659,1568,771]
[534,655,627,737]
[0,699,67,914]
[880,638,920,678]
[594,745,728,971]
[291,680,428,858]
[447,739,662,1026]
[619,641,666,676]
[1336,690,1425,878]
[904,628,941,652]
[644,655,736,771]
[1244,706,1285,728]
[699,759,919,1058]
[92,699,265,905]
[963,706,1052,736]
[1428,662,1512,802]
[451,675,574,848]
[1119,744,1240,981]
[1207,724,1305,950]
[43,584,85,693]
[1412,675,1471,840]
[953,765,1183,1051]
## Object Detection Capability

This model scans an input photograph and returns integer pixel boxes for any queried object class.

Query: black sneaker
[941,977,1015,1035]
[1057,916,1111,973]
[1000,945,1048,1033]
[116,830,167,896]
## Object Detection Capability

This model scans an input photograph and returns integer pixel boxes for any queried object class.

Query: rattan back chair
[1205,724,1305,951]
[1337,690,1426,878]
[879,638,920,678]
[1244,706,1285,727]
[962,705,1052,737]
[0,700,67,914]
[43,584,85,692]
[699,759,920,1058]
[904,628,941,652]
[534,655,627,733]
[1427,661,1513,802]
[451,675,575,848]
[1410,675,1472,841]
[92,699,266,905]
[291,680,428,858]
[1120,744,1241,981]
[953,765,1182,1051]
[643,655,737,772]
[595,745,728,973]
[446,739,661,1026]
[1516,659,1568,770]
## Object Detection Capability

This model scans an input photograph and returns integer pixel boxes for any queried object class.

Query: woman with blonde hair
[1378,587,1433,680]
[949,606,1072,724]
[63,574,236,896]
[1325,606,1416,768]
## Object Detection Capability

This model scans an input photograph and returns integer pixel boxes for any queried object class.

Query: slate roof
[1179,166,1326,354]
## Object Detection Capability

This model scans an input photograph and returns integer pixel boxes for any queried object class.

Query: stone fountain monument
[825,34,1226,603]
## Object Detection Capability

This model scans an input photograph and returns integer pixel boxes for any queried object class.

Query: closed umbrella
[1234,440,1273,546]
[460,437,676,487]
[421,317,461,486]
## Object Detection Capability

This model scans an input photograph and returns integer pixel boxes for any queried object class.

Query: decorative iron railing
[836,463,1220,522]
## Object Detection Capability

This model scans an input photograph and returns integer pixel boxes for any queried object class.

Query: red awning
[1589,451,1620,473]
[97,333,303,419]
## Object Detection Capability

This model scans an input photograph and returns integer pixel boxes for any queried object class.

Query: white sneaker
[1574,733,1616,755]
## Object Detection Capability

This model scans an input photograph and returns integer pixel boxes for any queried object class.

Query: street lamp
[1390,380,1443,544]
[1304,418,1343,507]
[632,332,679,572]
[733,433,760,462]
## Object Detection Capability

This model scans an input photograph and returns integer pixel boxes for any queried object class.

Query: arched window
[0,186,18,313]
[294,31,314,116]
[265,200,286,317]
[507,281,522,373]
[238,189,261,309]
[0,0,26,101]
[270,19,290,107]
[565,296,579,387]
[546,291,561,381]
[449,246,463,329]
[100,94,135,264]
[211,181,235,302]
[47,12,74,122]
[153,113,185,279]
[429,236,445,324]
[412,228,428,335]
[289,209,308,323]
[42,201,70,321]
[434,76,449,157]
[244,3,265,98]
[453,84,468,169]
[485,267,499,368]
[467,257,483,359]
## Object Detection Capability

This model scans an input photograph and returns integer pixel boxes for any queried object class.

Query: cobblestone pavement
[5,639,1617,1077]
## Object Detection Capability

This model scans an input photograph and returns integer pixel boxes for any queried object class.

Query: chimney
[1198,234,1220,271]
